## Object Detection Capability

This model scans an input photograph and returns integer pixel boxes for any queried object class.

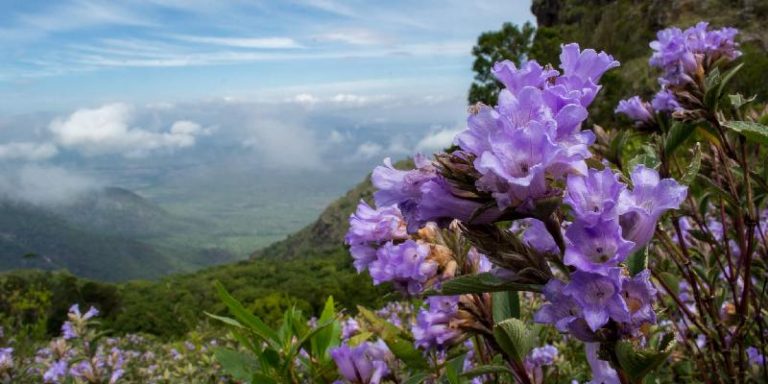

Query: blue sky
[0,0,535,221]
[0,0,534,114]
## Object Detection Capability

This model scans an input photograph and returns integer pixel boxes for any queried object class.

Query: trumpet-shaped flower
[619,165,687,251]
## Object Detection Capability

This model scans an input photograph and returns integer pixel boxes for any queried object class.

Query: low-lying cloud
[0,142,58,161]
[0,165,101,205]
[49,103,206,157]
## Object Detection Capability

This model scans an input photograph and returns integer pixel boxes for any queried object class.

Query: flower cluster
[454,44,618,212]
[411,296,462,350]
[330,340,394,384]
[62,304,99,340]
[649,21,740,86]
[345,200,439,295]
[616,22,740,123]
[536,165,685,339]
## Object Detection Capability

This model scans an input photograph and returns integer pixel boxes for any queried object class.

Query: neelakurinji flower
[345,200,407,246]
[452,44,618,212]
[747,346,766,366]
[534,279,597,341]
[562,269,630,332]
[618,165,688,251]
[62,304,99,340]
[368,240,437,295]
[564,218,635,274]
[585,342,620,384]
[331,340,393,384]
[650,22,740,86]
[412,296,462,350]
[0,348,11,373]
[564,167,626,225]
[615,96,654,124]
[521,219,560,255]
[651,89,681,112]
[621,270,658,330]
[44,360,68,383]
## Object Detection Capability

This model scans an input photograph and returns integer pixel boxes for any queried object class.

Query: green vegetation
[0,165,394,339]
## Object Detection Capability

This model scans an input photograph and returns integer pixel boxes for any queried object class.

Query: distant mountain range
[0,187,237,281]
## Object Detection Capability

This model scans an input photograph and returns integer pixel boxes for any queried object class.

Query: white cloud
[171,35,303,49]
[415,126,462,153]
[290,93,320,106]
[353,142,383,159]
[49,103,205,157]
[242,118,324,170]
[315,29,392,46]
[0,165,101,205]
[0,142,58,161]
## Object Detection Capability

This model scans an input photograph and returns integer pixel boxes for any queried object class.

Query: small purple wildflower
[615,96,654,123]
[412,296,462,350]
[330,340,392,384]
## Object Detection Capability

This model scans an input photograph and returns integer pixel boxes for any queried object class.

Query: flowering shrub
[314,20,765,384]
[0,305,228,383]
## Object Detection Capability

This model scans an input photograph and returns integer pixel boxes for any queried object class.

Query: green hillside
[0,188,238,281]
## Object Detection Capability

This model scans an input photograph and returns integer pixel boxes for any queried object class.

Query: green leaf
[625,247,648,276]
[357,306,402,340]
[214,347,259,383]
[428,272,542,296]
[403,372,429,384]
[385,336,430,370]
[460,365,513,379]
[492,291,519,322]
[205,312,244,329]
[657,272,680,296]
[627,145,660,173]
[311,297,340,359]
[492,318,534,363]
[664,122,695,156]
[214,281,281,347]
[615,339,675,382]
[681,143,702,185]
[728,93,756,109]
[721,120,768,145]
[716,63,744,104]
[445,354,465,384]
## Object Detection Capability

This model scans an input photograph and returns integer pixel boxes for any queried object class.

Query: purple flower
[492,60,559,93]
[522,219,559,255]
[44,360,68,383]
[564,167,626,224]
[534,279,598,341]
[417,177,502,226]
[556,43,620,107]
[341,318,360,340]
[0,348,12,372]
[585,342,620,384]
[372,156,437,232]
[747,346,766,366]
[69,361,94,381]
[412,296,462,350]
[330,340,392,384]
[651,89,682,112]
[61,322,77,340]
[562,269,629,331]
[467,247,492,273]
[564,218,635,274]
[368,240,437,295]
[621,270,657,329]
[615,96,654,123]
[650,22,740,85]
[346,200,407,246]
[526,344,558,367]
[619,165,687,251]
